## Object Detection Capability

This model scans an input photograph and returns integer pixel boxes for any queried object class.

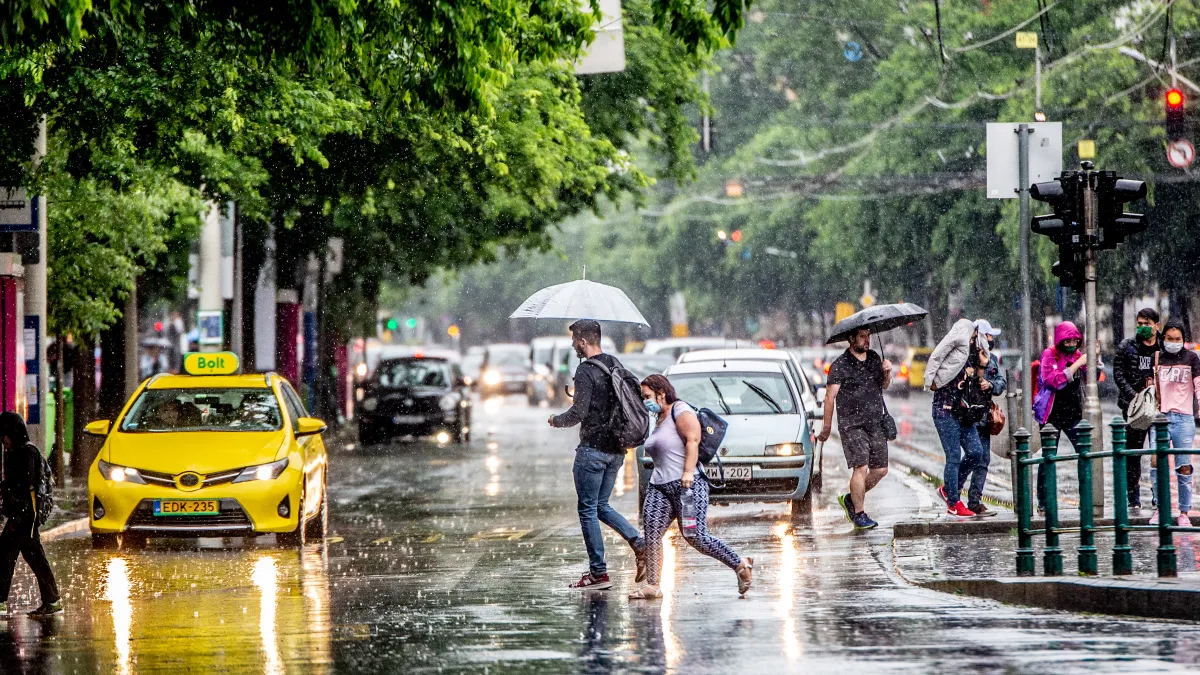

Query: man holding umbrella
[818,327,894,530]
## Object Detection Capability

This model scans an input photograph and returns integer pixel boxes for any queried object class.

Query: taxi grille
[137,468,242,489]
[126,499,253,531]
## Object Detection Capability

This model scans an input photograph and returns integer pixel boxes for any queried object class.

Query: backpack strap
[583,357,611,376]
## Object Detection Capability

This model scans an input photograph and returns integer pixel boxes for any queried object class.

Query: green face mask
[1136,325,1154,341]
[1061,344,1079,355]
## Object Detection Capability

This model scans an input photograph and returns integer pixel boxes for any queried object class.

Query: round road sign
[1168,139,1195,168]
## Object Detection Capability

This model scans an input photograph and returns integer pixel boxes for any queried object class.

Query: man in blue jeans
[549,319,645,590]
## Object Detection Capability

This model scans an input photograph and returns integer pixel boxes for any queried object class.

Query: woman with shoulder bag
[932,336,993,518]
[629,375,752,600]
[964,320,1007,517]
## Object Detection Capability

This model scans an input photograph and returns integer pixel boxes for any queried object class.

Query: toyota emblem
[179,473,200,487]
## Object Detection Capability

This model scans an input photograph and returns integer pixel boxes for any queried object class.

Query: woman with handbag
[961,320,1007,517]
[932,336,992,517]
[629,375,752,600]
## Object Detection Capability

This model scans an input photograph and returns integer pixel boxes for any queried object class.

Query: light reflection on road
[104,557,133,675]
[252,556,283,675]
[660,529,682,669]
[773,521,802,665]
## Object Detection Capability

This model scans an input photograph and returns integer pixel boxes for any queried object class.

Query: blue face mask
[644,399,662,414]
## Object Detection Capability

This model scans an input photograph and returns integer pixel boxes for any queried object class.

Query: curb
[42,517,89,542]
[923,577,1200,622]
[894,515,1153,538]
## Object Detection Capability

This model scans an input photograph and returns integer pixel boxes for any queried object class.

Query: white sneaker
[1149,510,1160,525]
[1178,513,1192,527]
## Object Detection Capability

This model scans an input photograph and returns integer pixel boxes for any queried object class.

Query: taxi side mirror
[84,420,111,436]
[296,417,327,436]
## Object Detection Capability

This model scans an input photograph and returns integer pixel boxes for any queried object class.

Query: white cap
[974,319,1002,336]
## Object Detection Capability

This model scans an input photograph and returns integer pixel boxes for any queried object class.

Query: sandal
[628,585,663,600]
[736,557,754,596]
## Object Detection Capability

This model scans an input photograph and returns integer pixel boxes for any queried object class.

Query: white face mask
[1165,341,1184,354]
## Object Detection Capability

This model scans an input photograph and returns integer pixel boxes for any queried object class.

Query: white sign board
[0,186,36,232]
[1168,139,1195,168]
[575,0,625,74]
[985,122,1063,199]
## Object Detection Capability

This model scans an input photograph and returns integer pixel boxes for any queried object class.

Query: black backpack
[672,403,729,484]
[32,444,54,527]
[584,357,650,448]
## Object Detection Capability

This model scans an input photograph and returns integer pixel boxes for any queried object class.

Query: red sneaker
[947,501,975,517]
[569,572,613,590]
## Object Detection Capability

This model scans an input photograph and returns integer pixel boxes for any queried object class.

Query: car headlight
[439,394,460,411]
[97,460,147,484]
[361,396,378,412]
[765,443,796,457]
[483,370,502,386]
[232,457,290,483]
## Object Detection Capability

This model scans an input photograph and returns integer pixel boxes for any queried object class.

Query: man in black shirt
[817,327,893,530]
[1113,307,1161,510]
[549,320,645,590]
[0,411,61,616]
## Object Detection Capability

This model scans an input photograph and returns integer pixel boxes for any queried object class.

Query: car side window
[280,384,306,433]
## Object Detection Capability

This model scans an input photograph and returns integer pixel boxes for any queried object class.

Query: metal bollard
[1076,420,1097,575]
[1040,424,1063,576]
[1154,415,1177,577]
[1014,428,1035,576]
[1111,417,1132,575]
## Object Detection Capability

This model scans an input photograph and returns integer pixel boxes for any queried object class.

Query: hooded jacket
[925,318,981,391]
[0,411,41,520]
[1033,322,1084,426]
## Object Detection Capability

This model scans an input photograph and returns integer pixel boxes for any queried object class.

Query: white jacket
[924,318,986,390]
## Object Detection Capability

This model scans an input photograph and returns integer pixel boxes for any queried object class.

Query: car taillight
[899,364,909,377]
[824,363,831,375]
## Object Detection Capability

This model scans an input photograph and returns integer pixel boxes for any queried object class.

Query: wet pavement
[3,395,1200,673]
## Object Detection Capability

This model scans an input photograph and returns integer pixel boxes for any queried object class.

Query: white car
[637,359,819,521]
[640,337,758,360]
[676,348,822,418]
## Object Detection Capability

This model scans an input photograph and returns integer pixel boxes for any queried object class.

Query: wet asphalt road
[3,395,1200,673]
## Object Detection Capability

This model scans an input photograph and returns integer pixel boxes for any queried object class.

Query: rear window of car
[376,359,451,388]
[911,352,931,363]
[669,372,796,415]
[120,388,282,432]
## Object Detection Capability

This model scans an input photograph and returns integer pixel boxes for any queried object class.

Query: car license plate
[706,465,751,481]
[153,499,219,516]
[393,415,425,424]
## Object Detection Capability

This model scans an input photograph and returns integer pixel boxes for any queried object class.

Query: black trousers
[0,516,60,605]
[1122,404,1148,506]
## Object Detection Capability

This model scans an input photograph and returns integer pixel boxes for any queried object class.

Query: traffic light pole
[1017,125,1033,511]
[1081,166,1105,517]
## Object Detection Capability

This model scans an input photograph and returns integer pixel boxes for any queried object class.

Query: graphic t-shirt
[1156,349,1200,415]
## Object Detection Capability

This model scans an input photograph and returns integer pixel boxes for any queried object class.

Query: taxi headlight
[233,457,290,483]
[439,394,459,411]
[97,460,147,484]
[361,397,378,412]
[483,370,502,386]
[765,443,795,457]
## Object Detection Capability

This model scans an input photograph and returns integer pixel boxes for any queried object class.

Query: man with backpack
[0,411,61,616]
[548,319,646,590]
[1113,308,1161,512]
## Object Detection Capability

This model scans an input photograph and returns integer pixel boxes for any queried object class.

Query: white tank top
[645,402,700,485]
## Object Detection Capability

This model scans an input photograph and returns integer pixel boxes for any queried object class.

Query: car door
[280,382,324,517]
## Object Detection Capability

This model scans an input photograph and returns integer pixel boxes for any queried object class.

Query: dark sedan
[358,356,472,445]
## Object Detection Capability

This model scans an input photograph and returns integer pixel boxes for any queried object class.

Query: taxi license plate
[393,415,425,425]
[153,499,219,516]
[706,465,751,481]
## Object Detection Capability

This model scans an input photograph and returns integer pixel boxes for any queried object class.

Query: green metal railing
[1014,414,1197,578]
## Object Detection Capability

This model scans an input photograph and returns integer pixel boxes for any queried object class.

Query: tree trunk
[70,334,97,480]
[53,336,65,485]
[98,315,127,419]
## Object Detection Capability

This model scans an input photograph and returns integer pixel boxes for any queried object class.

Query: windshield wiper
[709,378,732,415]
[742,380,783,414]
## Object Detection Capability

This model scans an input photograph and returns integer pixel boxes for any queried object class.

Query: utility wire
[950,1,1062,53]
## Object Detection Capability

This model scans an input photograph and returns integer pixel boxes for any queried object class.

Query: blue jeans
[573,446,643,576]
[1152,412,1194,514]
[933,411,988,507]
[1037,422,1079,510]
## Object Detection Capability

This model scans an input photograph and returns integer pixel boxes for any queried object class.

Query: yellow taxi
[85,352,329,548]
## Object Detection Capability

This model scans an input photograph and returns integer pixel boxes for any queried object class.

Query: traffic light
[385,317,398,331]
[1166,88,1186,140]
[405,317,418,330]
[1030,172,1086,291]
[1095,171,1147,250]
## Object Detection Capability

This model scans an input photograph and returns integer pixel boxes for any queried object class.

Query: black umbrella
[826,302,929,345]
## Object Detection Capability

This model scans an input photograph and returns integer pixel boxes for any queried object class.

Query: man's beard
[851,343,867,354]
[574,345,586,358]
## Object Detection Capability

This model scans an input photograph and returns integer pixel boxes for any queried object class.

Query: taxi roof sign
[183,352,240,376]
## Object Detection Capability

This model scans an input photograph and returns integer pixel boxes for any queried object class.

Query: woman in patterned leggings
[629,375,752,599]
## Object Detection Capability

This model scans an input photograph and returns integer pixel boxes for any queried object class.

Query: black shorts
[841,424,889,469]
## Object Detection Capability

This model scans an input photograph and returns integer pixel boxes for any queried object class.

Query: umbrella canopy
[510,279,650,327]
[826,302,928,344]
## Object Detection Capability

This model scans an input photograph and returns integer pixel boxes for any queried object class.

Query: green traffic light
[386,318,398,331]
[405,317,418,329]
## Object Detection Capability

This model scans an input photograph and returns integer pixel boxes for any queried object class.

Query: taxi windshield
[120,388,283,432]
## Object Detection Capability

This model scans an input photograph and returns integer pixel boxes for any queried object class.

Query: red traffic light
[153,321,163,332]
[730,229,743,243]
[1167,88,1184,109]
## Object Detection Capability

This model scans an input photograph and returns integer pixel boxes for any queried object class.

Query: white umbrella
[510,279,650,327]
